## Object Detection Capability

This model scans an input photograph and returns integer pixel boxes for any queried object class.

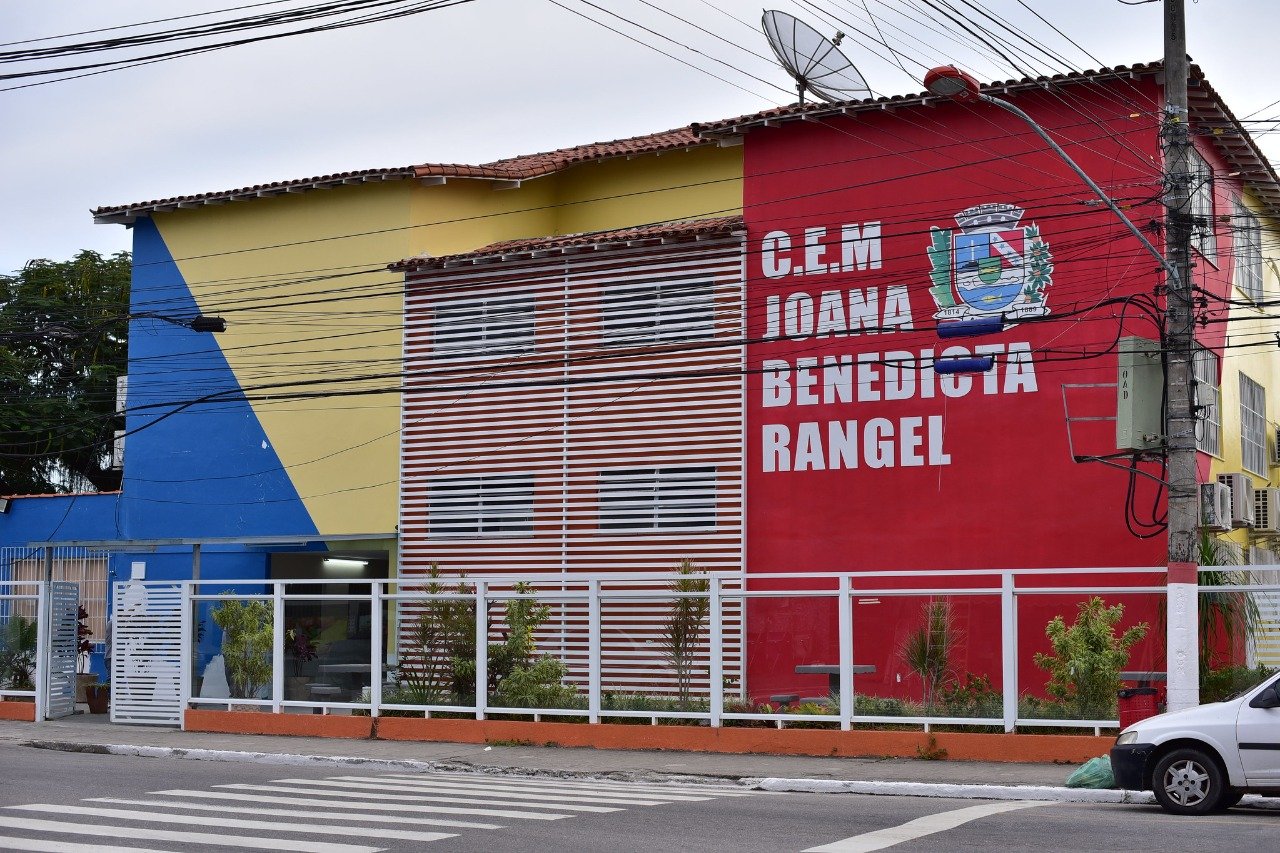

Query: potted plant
[84,682,110,714]
[0,615,37,699]
[284,618,320,700]
[211,595,273,704]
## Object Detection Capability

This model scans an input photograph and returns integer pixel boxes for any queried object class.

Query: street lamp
[922,66,1176,282]
[924,64,1201,711]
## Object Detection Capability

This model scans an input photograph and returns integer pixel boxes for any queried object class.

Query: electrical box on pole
[1115,336,1164,452]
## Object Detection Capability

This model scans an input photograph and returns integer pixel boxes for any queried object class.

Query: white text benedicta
[761,343,1038,407]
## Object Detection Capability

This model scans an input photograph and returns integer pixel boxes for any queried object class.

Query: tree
[0,250,130,494]
[1034,597,1148,720]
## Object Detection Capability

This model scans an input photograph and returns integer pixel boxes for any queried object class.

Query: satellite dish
[762,10,871,104]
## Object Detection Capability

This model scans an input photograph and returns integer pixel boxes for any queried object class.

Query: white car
[1111,672,1280,814]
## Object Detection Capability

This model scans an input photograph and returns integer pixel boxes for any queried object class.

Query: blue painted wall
[121,218,317,540]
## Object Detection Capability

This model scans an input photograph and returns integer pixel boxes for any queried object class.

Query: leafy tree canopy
[0,250,130,494]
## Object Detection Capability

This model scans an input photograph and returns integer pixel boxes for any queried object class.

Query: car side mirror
[1250,686,1280,709]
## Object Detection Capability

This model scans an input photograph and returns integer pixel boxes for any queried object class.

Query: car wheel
[1152,748,1226,815]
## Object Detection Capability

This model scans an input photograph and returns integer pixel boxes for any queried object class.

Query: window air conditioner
[1218,472,1256,527]
[1255,488,1280,535]
[1200,482,1231,532]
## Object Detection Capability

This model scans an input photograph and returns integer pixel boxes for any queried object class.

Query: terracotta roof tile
[413,127,704,181]
[392,215,744,272]
[93,128,708,223]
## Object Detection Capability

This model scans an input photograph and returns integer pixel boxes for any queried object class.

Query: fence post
[370,580,383,718]
[34,580,48,722]
[838,575,853,732]
[475,581,488,720]
[588,579,600,724]
[179,582,192,730]
[1001,573,1018,733]
[271,583,284,714]
[709,576,723,728]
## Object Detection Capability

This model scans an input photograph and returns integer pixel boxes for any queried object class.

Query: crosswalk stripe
[316,776,697,805]
[88,798,502,830]
[152,788,570,820]
[0,815,381,853]
[378,773,753,796]
[802,802,1050,853]
[7,804,455,844]
[215,783,621,813]
[336,774,718,801]
[0,836,177,853]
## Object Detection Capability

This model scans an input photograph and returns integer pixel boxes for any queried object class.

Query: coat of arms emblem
[927,202,1053,325]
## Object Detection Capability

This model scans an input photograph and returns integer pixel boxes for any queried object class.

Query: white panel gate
[111,581,184,725]
[43,581,79,719]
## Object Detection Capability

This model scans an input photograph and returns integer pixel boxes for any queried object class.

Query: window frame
[597,466,717,531]
[1233,199,1263,303]
[427,474,535,538]
[431,294,535,359]
[1239,373,1267,478]
[599,277,715,347]
[1188,148,1216,262]
[1193,346,1221,457]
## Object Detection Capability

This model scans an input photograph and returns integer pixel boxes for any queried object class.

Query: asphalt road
[0,742,1275,852]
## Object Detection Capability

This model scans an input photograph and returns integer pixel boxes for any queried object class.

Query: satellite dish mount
[762,10,870,105]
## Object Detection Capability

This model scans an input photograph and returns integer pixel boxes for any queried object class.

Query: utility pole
[1162,0,1200,713]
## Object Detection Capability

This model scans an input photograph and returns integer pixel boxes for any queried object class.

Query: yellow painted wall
[157,181,414,536]
[551,144,742,235]
[151,143,744,538]
[1210,194,1279,555]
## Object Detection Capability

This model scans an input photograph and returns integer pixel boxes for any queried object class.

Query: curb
[758,777,1153,804]
[24,739,1280,810]
[20,740,754,787]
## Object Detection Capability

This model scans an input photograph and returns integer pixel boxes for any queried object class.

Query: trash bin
[1118,686,1159,729]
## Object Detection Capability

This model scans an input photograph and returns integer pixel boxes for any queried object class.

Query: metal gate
[111,581,184,726]
[42,581,79,719]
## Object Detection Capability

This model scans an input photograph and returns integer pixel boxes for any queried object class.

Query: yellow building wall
[152,144,744,537]
[157,181,415,536]
[1210,195,1280,557]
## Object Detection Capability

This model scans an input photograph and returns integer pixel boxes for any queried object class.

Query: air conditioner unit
[1273,427,1280,466]
[1218,472,1256,527]
[1200,482,1232,531]
[1256,488,1280,535]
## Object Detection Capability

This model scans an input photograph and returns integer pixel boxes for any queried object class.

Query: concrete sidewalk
[0,714,1082,790]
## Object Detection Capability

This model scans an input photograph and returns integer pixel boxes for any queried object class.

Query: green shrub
[1201,665,1277,704]
[938,673,1003,718]
[1034,597,1147,720]
[211,595,273,699]
[900,598,956,711]
[855,695,909,717]
[662,559,710,711]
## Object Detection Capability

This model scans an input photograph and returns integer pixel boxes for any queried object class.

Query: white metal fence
[164,566,1280,733]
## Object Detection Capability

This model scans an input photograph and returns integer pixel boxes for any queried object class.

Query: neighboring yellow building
[95,128,742,538]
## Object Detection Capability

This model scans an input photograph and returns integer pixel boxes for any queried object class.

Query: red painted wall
[741,81,1174,702]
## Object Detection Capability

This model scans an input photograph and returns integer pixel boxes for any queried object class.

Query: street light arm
[976,92,1180,284]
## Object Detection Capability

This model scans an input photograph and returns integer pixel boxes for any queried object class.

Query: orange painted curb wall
[184,709,373,739]
[0,701,36,722]
[185,709,1108,763]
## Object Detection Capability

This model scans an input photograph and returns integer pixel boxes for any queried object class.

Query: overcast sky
[2,0,1276,275]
